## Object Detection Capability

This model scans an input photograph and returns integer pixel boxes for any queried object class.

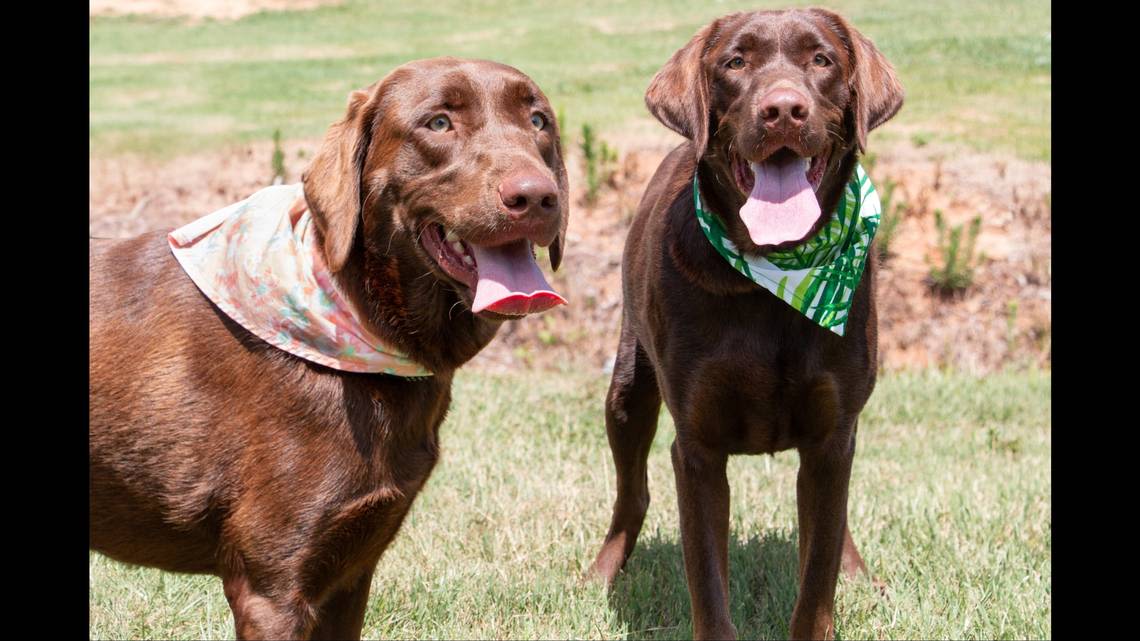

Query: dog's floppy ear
[645,19,723,160]
[548,164,569,272]
[302,85,379,272]
[548,115,570,272]
[813,9,905,152]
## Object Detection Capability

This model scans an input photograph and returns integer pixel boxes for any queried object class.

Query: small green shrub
[928,210,983,294]
[986,426,1022,456]
[537,315,560,346]
[875,177,904,261]
[580,123,618,206]
[271,128,286,185]
[1005,299,1019,353]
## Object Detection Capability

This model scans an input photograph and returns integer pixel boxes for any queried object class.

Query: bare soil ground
[89,134,1050,375]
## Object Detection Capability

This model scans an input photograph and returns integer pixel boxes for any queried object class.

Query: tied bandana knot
[693,164,881,336]
[168,184,432,377]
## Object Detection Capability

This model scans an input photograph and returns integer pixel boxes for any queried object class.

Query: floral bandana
[168,184,432,377]
[692,164,881,336]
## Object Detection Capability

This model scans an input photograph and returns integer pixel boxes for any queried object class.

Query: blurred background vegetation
[90,0,1050,160]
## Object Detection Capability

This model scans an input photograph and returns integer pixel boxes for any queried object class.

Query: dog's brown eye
[813,54,831,67]
[428,115,451,132]
[726,56,746,70]
[530,113,546,130]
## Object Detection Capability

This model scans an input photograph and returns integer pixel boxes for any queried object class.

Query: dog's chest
[649,289,862,454]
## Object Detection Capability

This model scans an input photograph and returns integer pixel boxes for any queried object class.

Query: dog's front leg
[671,438,736,640]
[309,569,375,640]
[789,426,857,640]
[222,569,316,640]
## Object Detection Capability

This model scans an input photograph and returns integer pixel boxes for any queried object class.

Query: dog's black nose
[759,88,810,128]
[499,172,559,220]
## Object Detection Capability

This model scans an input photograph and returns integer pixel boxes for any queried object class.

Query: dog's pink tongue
[738,158,820,247]
[470,241,566,315]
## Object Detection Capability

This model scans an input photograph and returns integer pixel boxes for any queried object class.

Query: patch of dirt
[89,141,310,239]
[89,0,339,21]
[89,136,1051,375]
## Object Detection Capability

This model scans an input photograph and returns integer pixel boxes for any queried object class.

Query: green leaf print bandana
[692,164,881,336]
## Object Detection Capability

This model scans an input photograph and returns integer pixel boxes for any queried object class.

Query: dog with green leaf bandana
[586,9,904,641]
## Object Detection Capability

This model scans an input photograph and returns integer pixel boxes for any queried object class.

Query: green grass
[89,0,1051,160]
[89,368,1051,639]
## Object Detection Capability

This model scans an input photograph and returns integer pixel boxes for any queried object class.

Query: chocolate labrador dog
[90,58,568,640]
[588,10,903,640]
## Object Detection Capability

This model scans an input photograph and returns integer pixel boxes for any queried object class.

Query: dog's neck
[329,228,501,375]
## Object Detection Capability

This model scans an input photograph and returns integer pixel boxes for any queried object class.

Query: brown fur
[89,57,568,640]
[586,10,903,640]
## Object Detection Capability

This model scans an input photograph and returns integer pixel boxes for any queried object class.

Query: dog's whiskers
[386,227,401,255]
[448,299,465,320]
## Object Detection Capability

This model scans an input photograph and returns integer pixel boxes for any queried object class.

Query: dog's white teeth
[442,230,473,266]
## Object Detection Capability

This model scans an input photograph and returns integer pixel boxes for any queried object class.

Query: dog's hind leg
[588,324,662,585]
